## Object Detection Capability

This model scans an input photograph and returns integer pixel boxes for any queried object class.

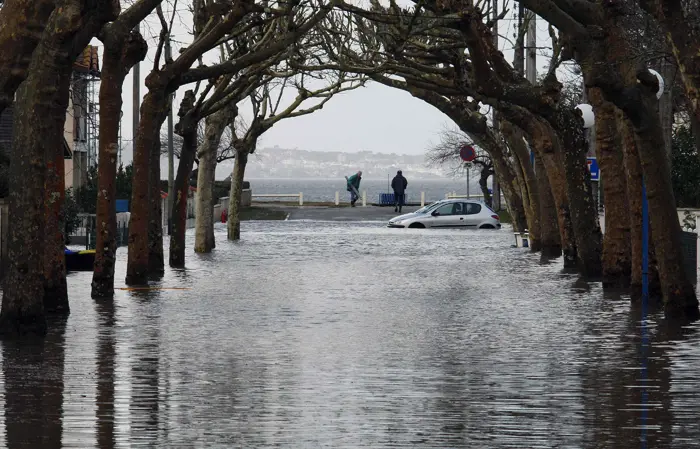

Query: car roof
[438,198,484,204]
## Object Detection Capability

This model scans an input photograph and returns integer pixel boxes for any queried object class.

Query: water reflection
[0,221,698,448]
[2,317,66,448]
[95,299,115,448]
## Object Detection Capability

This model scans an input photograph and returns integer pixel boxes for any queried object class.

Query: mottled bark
[0,0,120,335]
[92,31,147,298]
[148,135,164,275]
[531,121,574,265]
[169,93,198,268]
[619,112,661,300]
[194,106,236,253]
[590,90,631,287]
[0,0,55,115]
[502,121,542,251]
[533,151,562,257]
[228,148,249,241]
[556,111,603,278]
[1,41,69,335]
[576,4,698,319]
[126,87,168,284]
[43,134,68,314]
[618,92,696,318]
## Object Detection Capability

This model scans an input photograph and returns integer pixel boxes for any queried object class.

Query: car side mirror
[431,211,439,216]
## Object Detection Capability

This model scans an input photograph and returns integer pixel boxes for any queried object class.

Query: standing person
[391,170,408,213]
[345,171,362,207]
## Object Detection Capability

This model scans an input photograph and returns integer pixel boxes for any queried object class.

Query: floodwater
[1,220,700,448]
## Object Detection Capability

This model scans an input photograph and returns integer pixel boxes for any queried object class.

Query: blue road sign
[587,157,599,181]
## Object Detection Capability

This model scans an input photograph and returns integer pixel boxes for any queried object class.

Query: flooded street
[1,220,700,448]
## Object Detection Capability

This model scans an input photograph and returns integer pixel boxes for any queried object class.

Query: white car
[387,199,501,229]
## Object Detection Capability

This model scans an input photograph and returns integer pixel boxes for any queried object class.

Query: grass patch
[239,206,288,221]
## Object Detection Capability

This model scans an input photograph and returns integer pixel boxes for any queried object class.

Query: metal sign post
[460,145,477,199]
[465,162,472,198]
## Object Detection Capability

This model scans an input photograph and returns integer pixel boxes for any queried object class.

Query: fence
[68,213,129,250]
[252,193,303,205]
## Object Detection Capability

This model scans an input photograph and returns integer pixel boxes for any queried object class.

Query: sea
[246,177,483,203]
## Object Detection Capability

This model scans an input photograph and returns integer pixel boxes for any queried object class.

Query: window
[434,203,455,216]
[461,202,482,215]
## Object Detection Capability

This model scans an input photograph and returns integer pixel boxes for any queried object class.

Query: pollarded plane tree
[372,0,602,276]
[226,60,367,241]
[514,0,698,320]
[125,0,340,283]
[170,61,276,267]
[0,0,124,337]
[92,0,167,299]
[299,7,540,245]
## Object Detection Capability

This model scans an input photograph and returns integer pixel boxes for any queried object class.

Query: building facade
[0,45,100,193]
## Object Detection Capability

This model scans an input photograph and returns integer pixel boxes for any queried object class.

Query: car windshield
[415,202,442,214]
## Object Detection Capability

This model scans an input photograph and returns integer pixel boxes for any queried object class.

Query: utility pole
[525,10,536,84]
[166,35,175,235]
[132,24,140,161]
[491,0,501,211]
[525,7,537,174]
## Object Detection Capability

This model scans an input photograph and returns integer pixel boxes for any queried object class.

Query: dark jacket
[391,174,408,194]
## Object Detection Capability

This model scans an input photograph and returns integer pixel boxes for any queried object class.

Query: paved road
[282,205,421,221]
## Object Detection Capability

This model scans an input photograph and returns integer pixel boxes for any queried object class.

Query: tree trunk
[590,90,631,287]
[44,131,68,314]
[126,88,168,284]
[148,136,164,275]
[478,168,491,206]
[578,15,699,320]
[194,106,236,253]
[92,31,147,298]
[0,0,55,115]
[625,99,697,319]
[228,148,249,241]
[502,122,542,251]
[556,111,603,278]
[530,122,574,264]
[533,152,562,257]
[169,119,198,267]
[0,38,72,336]
[619,112,661,300]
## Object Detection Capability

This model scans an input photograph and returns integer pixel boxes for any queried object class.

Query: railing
[252,193,303,205]
[68,213,129,250]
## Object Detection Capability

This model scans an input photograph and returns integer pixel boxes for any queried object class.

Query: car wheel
[408,222,425,229]
[479,224,495,229]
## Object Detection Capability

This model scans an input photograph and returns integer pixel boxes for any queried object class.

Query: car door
[429,203,458,227]
[461,202,482,227]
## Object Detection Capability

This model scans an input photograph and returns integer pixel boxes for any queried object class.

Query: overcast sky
[105,0,558,161]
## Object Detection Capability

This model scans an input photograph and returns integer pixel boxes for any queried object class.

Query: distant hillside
[212,146,447,180]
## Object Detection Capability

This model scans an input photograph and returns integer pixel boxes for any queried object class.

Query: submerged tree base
[43,283,70,315]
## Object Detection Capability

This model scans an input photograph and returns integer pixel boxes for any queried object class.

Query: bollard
[362,190,367,207]
[299,192,303,206]
[420,191,425,207]
[335,191,339,206]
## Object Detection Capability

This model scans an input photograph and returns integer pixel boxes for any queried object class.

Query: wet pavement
[1,220,700,448]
